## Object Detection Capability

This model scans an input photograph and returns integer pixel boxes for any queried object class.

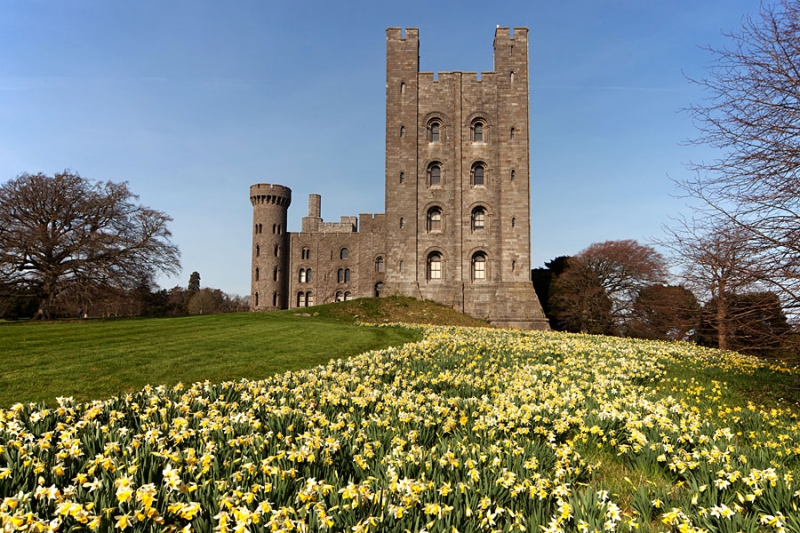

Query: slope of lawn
[2,324,799,532]
[0,303,426,408]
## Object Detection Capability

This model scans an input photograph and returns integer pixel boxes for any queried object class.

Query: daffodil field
[1,326,799,532]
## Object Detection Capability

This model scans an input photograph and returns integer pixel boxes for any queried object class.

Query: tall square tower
[383,27,549,329]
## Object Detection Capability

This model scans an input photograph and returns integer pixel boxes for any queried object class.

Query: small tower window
[273,267,279,281]
[274,245,280,257]
[472,164,485,186]
[256,245,260,257]
[472,207,486,230]
[301,247,310,260]
[272,292,277,306]
[400,125,405,137]
[473,122,484,142]
[429,164,441,186]
[400,172,405,183]
[399,217,404,228]
[511,216,516,228]
[255,268,260,281]
[427,207,442,232]
[340,248,349,260]
[428,253,442,280]
[510,71,515,84]
[510,127,515,139]
[472,253,486,281]
[400,82,405,94]
[430,122,440,142]
[511,169,515,182]
[255,292,259,306]
[399,260,404,272]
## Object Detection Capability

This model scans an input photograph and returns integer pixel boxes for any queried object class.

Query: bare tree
[550,240,668,334]
[0,171,180,318]
[683,0,800,306]
[658,217,765,350]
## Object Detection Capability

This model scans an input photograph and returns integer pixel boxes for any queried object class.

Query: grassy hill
[0,296,483,407]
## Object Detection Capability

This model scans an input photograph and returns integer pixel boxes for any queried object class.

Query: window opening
[344,291,351,301]
[430,122,440,142]
[335,291,343,302]
[306,269,312,283]
[299,269,306,283]
[510,127,515,139]
[427,207,442,232]
[472,253,486,280]
[428,253,442,280]
[400,172,404,183]
[429,164,441,186]
[472,207,485,230]
[306,292,313,307]
[473,165,485,186]
[400,125,405,137]
[473,122,483,142]
[344,268,351,282]
[511,170,515,182]
[255,292,259,306]
[340,248,349,260]
[399,217,404,228]
[255,268,259,281]
[256,245,260,257]
[512,217,516,228]
[375,256,384,273]
[374,282,383,297]
[297,292,305,308]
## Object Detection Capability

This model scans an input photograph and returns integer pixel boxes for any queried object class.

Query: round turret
[250,183,292,310]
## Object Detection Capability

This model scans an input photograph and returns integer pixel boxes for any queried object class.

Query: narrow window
[511,169,515,182]
[400,82,405,94]
[255,292,259,306]
[255,268,260,281]
[512,216,516,228]
[375,256,384,273]
[399,217,404,229]
[430,122,440,142]
[473,122,483,142]
[273,267,279,281]
[306,292,314,307]
[472,253,486,280]
[473,165,485,186]
[302,247,310,260]
[512,260,516,272]
[399,260,404,272]
[306,269,312,283]
[510,127,515,139]
[400,125,405,137]
[429,164,441,186]
[337,268,344,283]
[272,224,276,234]
[297,292,305,308]
[340,248,349,260]
[428,253,442,280]
[400,171,404,183]
[427,207,442,232]
[344,268,351,282]
[256,245,260,257]
[277,224,282,235]
[274,245,279,257]
[299,269,306,283]
[510,71,515,84]
[272,292,277,306]
[472,207,485,230]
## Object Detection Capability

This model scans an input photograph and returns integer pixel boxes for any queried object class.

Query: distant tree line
[532,239,794,358]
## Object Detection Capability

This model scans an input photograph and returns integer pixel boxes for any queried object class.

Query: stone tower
[382,27,548,329]
[250,183,292,310]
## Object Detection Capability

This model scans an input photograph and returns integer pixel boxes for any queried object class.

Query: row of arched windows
[423,119,517,144]
[299,268,312,283]
[424,206,488,232]
[253,223,282,234]
[425,252,487,281]
[426,162,489,187]
[297,292,314,307]
[253,292,280,308]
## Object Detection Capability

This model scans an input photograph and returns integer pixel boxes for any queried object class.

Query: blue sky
[0,1,763,296]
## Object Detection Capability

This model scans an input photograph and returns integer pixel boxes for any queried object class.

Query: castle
[250,27,549,330]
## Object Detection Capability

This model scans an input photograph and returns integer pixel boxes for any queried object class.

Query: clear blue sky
[0,1,762,296]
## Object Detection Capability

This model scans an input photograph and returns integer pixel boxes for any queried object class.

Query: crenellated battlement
[386,27,418,42]
[250,183,292,207]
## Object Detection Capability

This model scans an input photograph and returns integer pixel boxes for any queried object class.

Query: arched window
[335,291,343,302]
[510,127,515,139]
[429,164,441,186]
[344,291,352,301]
[399,260,403,272]
[399,217,404,228]
[375,256,384,273]
[274,245,280,257]
[428,252,442,280]
[340,248,349,260]
[297,292,305,307]
[272,224,276,234]
[400,125,405,137]
[400,171,404,183]
[472,253,487,281]
[337,268,344,283]
[299,269,306,283]
[472,207,486,230]
[255,268,260,281]
[472,164,485,186]
[273,267,279,281]
[427,207,442,232]
[255,292,259,306]
[472,121,484,142]
[306,269,312,283]
[430,121,440,142]
[512,216,516,228]
[306,292,314,307]
[511,169,515,182]
[302,247,310,260]
[344,268,351,282]
[256,245,260,257]
[374,282,383,297]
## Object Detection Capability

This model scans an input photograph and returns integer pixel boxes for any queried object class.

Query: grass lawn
[0,308,421,407]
